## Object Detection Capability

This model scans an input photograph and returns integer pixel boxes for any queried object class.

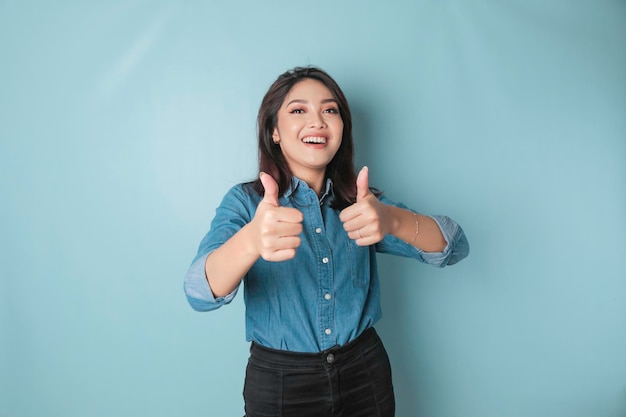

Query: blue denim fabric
[184,177,469,352]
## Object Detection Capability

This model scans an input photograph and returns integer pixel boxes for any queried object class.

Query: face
[272,78,344,183]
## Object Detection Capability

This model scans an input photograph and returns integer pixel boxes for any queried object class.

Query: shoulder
[220,180,264,209]
[211,181,262,224]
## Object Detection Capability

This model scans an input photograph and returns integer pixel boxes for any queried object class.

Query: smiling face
[272,78,344,189]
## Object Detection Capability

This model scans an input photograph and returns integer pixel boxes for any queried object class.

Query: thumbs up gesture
[339,166,391,246]
[251,172,304,261]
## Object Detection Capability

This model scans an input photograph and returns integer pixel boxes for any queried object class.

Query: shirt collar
[319,178,334,205]
[283,176,334,205]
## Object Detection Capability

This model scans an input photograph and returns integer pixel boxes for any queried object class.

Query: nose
[308,112,326,128]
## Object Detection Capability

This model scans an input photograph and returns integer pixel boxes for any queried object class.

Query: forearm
[205,223,260,297]
[386,205,447,253]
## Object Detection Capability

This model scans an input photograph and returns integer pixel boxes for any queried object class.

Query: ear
[272,128,280,144]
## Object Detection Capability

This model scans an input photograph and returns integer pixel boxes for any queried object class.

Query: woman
[184,66,469,417]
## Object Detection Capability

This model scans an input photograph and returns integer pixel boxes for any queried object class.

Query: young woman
[184,66,469,417]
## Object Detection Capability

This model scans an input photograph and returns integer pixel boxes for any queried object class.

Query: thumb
[356,166,370,201]
[260,172,280,206]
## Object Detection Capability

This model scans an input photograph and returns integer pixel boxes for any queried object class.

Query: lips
[301,136,327,144]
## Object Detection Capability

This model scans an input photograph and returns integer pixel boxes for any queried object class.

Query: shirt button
[322,257,329,264]
[324,293,331,300]
[315,227,322,234]
[325,328,332,335]
[326,353,335,364]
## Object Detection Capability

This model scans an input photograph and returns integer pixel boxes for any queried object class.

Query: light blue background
[1,1,625,416]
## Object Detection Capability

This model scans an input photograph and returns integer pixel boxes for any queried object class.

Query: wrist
[387,207,419,245]
[387,205,403,237]
[407,212,419,244]
[241,222,263,259]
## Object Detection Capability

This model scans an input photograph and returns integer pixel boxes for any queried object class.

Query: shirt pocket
[347,240,370,287]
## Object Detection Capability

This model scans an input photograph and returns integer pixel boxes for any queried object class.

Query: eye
[289,108,305,114]
[324,107,339,114]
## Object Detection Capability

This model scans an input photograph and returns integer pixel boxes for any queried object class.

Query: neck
[292,169,326,196]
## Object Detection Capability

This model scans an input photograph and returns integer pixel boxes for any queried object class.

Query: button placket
[312,197,335,349]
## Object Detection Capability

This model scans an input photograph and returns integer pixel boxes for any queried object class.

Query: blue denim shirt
[184,177,469,352]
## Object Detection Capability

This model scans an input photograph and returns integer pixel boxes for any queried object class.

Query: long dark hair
[253,66,357,210]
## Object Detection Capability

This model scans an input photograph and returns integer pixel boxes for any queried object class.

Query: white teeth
[302,137,327,144]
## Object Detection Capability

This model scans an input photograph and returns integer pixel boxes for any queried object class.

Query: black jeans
[243,328,395,417]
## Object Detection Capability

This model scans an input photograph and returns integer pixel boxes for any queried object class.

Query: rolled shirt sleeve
[184,252,239,311]
[183,185,253,311]
[424,214,469,266]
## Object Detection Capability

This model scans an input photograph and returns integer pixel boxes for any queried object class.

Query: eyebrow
[286,98,337,106]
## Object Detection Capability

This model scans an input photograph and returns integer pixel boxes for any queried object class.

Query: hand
[251,172,304,261]
[339,166,391,246]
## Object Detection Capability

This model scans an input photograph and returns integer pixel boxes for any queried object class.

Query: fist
[252,172,304,261]
[339,166,390,246]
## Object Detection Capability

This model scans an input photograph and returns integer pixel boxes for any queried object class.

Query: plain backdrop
[1,1,625,416]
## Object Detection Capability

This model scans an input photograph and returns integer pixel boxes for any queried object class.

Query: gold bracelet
[409,212,419,243]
